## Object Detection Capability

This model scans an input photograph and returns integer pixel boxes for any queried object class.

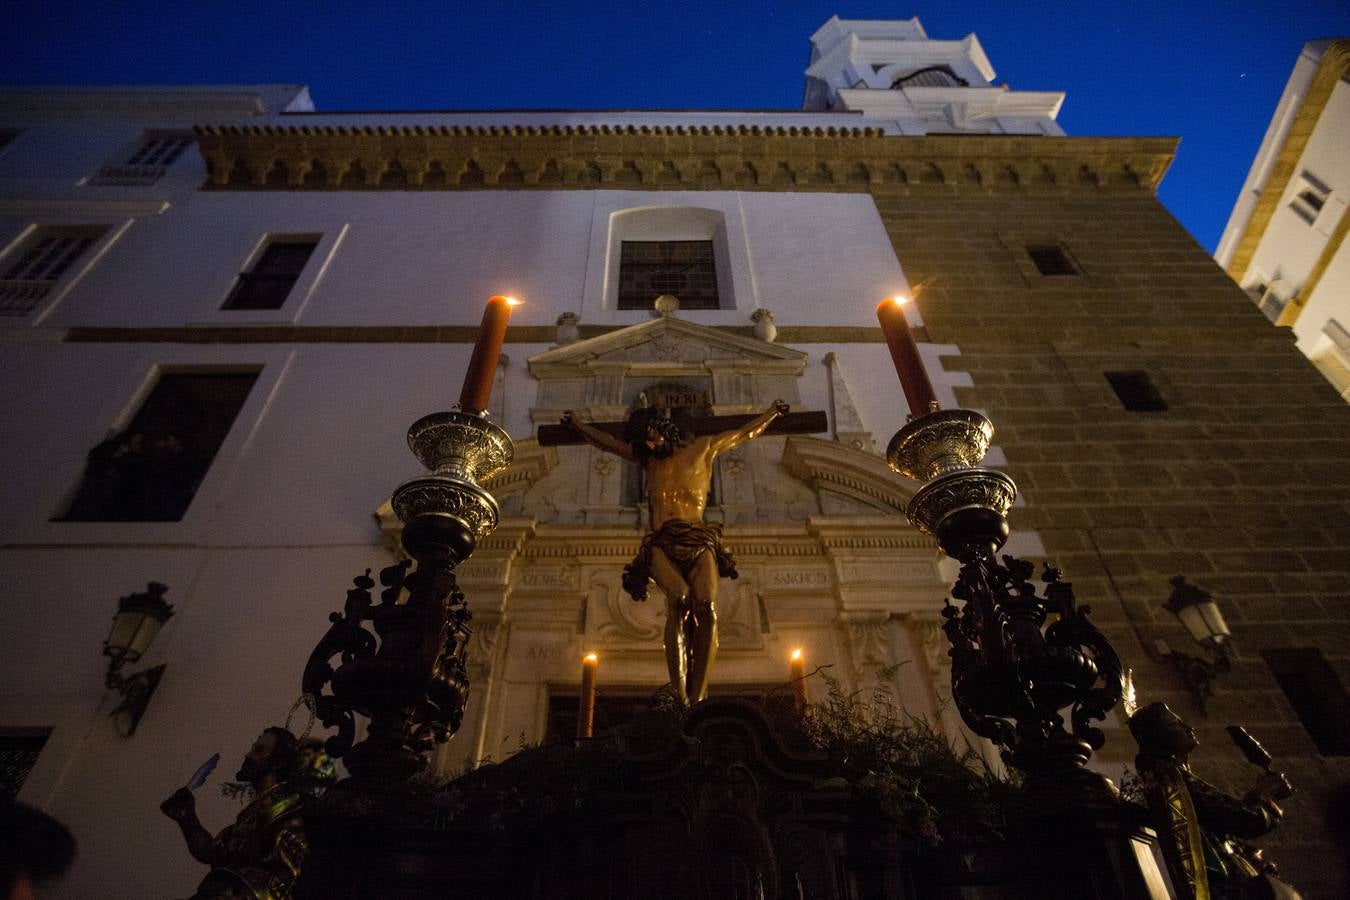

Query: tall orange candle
[577,652,598,739]
[789,648,808,712]
[876,295,938,417]
[458,295,518,415]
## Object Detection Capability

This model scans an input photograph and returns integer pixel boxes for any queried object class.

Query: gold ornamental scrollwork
[886,408,995,482]
[905,468,1017,537]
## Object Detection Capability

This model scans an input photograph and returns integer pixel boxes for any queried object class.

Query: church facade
[2,17,1348,898]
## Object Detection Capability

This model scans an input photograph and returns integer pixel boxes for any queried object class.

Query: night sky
[4,1,1349,252]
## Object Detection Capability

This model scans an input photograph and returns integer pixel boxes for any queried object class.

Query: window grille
[88,134,193,186]
[59,371,259,522]
[222,238,318,310]
[1,729,51,802]
[0,226,106,316]
[1026,244,1079,277]
[1104,371,1168,412]
[617,240,720,310]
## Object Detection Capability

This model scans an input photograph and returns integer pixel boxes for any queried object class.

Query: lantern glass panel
[1176,603,1210,645]
[105,611,147,663]
[128,615,165,659]
[1200,602,1231,644]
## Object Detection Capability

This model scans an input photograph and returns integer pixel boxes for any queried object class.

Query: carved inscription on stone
[456,561,506,585]
[523,644,569,661]
[516,566,578,591]
[763,567,833,591]
[832,559,937,585]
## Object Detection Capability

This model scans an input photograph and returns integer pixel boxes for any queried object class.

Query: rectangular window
[1289,170,1330,225]
[221,238,318,311]
[1262,648,1350,756]
[59,371,259,522]
[1105,371,1168,412]
[1,728,52,802]
[1026,244,1079,276]
[0,226,107,317]
[617,240,720,310]
[88,133,194,186]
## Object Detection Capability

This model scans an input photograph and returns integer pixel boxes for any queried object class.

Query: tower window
[222,237,318,310]
[0,226,107,317]
[1262,648,1350,756]
[1,728,52,802]
[617,240,720,310]
[1026,244,1079,276]
[59,371,259,522]
[1104,371,1168,412]
[892,66,969,88]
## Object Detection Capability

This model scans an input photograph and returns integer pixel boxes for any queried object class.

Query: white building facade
[1215,39,1350,399]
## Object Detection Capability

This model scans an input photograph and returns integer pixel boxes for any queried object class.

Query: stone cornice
[193,125,1177,193]
[1225,39,1350,284]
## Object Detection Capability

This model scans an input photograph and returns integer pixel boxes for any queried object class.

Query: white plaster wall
[21,190,904,332]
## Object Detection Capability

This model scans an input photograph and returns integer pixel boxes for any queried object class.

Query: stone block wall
[870,182,1350,898]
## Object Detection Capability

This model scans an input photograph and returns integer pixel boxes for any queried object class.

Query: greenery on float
[801,669,1025,846]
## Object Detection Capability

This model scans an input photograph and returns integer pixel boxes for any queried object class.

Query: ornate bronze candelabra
[302,410,512,781]
[889,409,1124,801]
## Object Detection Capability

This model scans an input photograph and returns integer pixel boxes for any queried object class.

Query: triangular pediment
[528,316,806,377]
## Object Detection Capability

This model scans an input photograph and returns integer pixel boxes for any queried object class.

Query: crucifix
[543,400,827,705]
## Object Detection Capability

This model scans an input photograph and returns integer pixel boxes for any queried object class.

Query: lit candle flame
[892,294,909,306]
[584,652,598,663]
[790,648,802,661]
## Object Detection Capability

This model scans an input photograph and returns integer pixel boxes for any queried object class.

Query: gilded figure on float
[562,399,789,704]
[160,727,331,899]
[1129,702,1300,900]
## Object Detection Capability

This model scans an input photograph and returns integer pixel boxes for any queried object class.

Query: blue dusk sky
[3,1,1349,253]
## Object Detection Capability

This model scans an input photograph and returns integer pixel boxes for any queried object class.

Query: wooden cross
[537,410,828,446]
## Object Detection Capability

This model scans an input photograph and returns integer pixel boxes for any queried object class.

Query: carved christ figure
[562,400,789,704]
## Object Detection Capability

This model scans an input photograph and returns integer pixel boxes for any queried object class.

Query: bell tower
[802,16,1065,135]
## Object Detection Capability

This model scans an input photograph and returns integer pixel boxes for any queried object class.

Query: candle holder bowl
[393,410,514,561]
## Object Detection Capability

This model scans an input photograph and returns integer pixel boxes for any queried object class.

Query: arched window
[607,207,733,311]
[891,66,969,89]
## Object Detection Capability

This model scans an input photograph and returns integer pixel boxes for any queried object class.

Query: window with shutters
[0,226,107,317]
[222,237,318,310]
[89,132,194,186]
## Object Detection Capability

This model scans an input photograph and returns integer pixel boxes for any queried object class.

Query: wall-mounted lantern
[1155,575,1232,714]
[104,582,174,735]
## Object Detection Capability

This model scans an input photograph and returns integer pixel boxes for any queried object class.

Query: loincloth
[621,520,737,603]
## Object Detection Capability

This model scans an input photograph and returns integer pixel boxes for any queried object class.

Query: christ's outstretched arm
[561,410,636,461]
[708,400,790,455]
